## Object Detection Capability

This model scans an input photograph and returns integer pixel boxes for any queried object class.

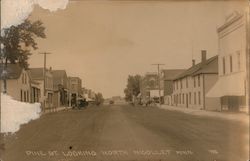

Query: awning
[206,72,246,97]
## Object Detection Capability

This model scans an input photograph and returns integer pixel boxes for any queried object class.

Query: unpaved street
[1,105,249,161]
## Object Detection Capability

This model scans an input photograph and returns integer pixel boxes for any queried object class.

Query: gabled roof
[52,70,67,79]
[28,68,44,80]
[28,68,52,80]
[0,64,23,79]
[52,70,67,88]
[26,70,40,85]
[161,69,186,80]
[174,55,218,80]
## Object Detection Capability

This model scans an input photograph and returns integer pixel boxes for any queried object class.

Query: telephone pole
[246,1,250,114]
[152,63,165,106]
[39,52,51,112]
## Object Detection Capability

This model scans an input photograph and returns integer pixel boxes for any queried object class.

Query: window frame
[189,92,191,104]
[198,91,201,105]
[194,92,196,105]
[222,57,226,74]
[230,55,233,73]
[237,51,241,71]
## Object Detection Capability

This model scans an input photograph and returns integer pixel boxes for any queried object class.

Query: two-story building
[52,70,68,108]
[68,76,82,107]
[0,64,33,102]
[28,74,41,103]
[206,11,249,112]
[172,51,220,111]
[28,68,54,111]
[160,69,186,105]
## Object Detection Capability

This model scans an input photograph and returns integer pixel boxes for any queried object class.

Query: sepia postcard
[0,0,249,161]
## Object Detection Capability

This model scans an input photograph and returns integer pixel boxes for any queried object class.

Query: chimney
[201,50,207,63]
[192,59,195,66]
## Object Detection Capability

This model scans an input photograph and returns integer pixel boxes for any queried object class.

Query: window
[27,91,29,102]
[193,77,196,87]
[223,57,226,74]
[198,91,201,105]
[36,89,40,102]
[182,94,184,104]
[179,94,181,104]
[177,81,178,89]
[24,91,26,102]
[189,92,191,104]
[198,75,200,87]
[181,79,183,89]
[237,51,241,71]
[230,55,233,73]
[20,90,23,101]
[178,94,179,104]
[186,78,188,88]
[194,92,196,105]
[176,94,178,104]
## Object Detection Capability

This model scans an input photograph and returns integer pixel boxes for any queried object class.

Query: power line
[39,52,51,112]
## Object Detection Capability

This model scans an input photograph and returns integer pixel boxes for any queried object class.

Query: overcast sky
[28,0,246,98]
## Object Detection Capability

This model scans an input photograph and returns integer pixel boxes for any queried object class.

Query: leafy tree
[124,75,142,102]
[0,19,46,69]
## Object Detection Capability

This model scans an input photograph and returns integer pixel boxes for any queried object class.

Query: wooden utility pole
[152,64,165,106]
[39,52,51,112]
[246,2,250,114]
